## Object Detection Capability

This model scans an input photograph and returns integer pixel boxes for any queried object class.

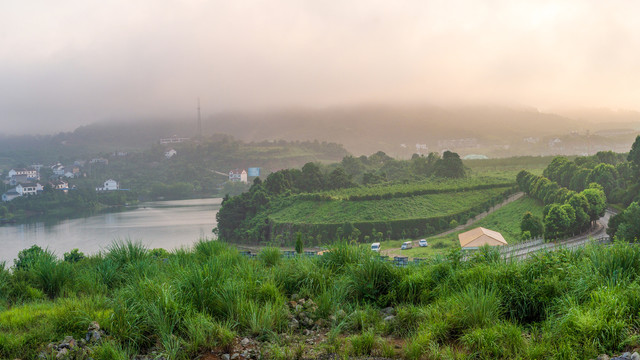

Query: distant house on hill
[16,183,43,196]
[2,189,20,202]
[8,167,39,185]
[458,227,508,250]
[229,169,248,183]
[50,180,69,193]
[165,149,177,159]
[96,179,119,191]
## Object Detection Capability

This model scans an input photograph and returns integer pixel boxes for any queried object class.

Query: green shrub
[30,253,74,298]
[258,247,282,267]
[63,249,85,263]
[106,239,148,266]
[348,329,376,356]
[451,285,503,330]
[182,312,235,354]
[347,256,397,306]
[459,323,525,359]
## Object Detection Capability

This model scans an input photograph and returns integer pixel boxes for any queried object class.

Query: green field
[270,187,512,224]
[310,176,515,200]
[382,196,545,258]
[464,155,556,177]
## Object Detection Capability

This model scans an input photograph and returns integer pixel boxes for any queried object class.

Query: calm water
[0,198,221,264]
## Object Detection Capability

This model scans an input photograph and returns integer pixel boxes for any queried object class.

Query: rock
[383,315,395,322]
[86,330,101,343]
[295,304,303,313]
[231,354,239,360]
[289,301,298,308]
[290,318,299,330]
[382,306,396,315]
[299,298,306,305]
[329,315,336,322]
[56,348,68,360]
[242,350,249,358]
[624,353,632,360]
[597,356,610,360]
[303,329,312,336]
[632,353,640,360]
[88,321,100,331]
[222,354,231,360]
[291,294,299,301]
[241,338,250,346]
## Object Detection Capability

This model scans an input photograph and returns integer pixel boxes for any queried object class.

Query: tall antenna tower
[197,98,202,138]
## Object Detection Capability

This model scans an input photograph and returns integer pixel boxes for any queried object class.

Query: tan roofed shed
[458,227,508,249]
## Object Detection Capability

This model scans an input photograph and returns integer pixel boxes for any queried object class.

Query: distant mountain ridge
[1,105,639,162]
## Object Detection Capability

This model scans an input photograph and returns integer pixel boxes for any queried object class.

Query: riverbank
[0,198,220,264]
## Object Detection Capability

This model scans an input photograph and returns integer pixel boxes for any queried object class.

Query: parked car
[371,242,381,252]
[401,241,413,250]
[419,239,428,247]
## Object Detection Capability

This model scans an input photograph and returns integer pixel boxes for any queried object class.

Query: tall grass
[5,237,640,359]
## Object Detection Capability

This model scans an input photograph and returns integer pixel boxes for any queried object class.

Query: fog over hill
[1,105,639,160]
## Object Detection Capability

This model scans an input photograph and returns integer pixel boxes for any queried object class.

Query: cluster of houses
[2,162,121,202]
[1,167,71,202]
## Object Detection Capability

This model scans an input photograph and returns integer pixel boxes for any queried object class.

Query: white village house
[96,179,119,191]
[229,169,248,183]
[165,149,177,159]
[16,183,44,196]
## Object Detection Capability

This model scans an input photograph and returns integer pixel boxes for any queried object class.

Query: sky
[1,0,639,134]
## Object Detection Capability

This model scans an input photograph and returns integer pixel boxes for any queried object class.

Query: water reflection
[0,198,221,264]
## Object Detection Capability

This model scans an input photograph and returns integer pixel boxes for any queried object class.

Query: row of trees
[340,150,466,185]
[517,170,606,240]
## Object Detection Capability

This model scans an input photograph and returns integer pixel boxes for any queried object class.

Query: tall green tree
[628,135,640,176]
[520,212,544,238]
[434,151,466,178]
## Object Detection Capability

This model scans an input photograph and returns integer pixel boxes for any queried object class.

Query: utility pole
[197,97,202,139]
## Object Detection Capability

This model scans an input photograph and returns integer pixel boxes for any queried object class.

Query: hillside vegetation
[3,240,640,359]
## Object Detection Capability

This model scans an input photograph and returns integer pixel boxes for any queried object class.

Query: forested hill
[3,105,639,164]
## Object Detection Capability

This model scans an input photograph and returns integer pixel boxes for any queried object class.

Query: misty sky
[1,0,639,134]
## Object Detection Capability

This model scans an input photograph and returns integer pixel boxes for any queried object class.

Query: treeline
[5,187,137,218]
[530,136,640,242]
[516,171,606,240]
[543,151,637,204]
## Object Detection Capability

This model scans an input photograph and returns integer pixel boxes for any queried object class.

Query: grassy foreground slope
[2,240,640,359]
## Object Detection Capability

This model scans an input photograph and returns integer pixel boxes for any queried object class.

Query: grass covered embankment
[387,196,546,258]
[2,239,640,359]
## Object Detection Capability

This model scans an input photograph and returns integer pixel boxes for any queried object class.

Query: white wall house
[229,169,248,183]
[50,180,69,193]
[16,183,43,196]
[8,168,39,185]
[96,179,119,191]
[165,149,177,159]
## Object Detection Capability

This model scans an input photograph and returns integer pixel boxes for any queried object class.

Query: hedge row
[293,181,516,202]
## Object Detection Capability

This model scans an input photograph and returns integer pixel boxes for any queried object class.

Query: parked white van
[401,241,413,250]
[371,242,381,252]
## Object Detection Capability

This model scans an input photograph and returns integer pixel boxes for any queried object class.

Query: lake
[0,198,221,264]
